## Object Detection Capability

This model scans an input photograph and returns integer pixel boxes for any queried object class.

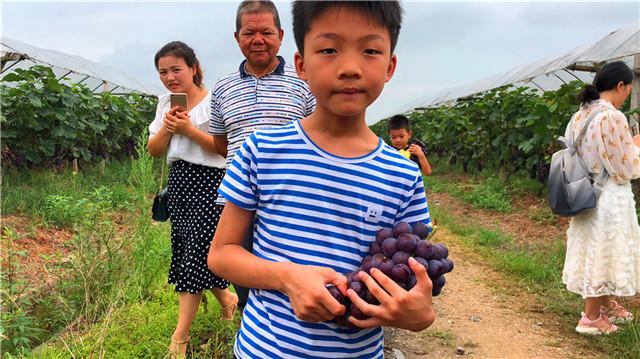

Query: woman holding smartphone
[147,41,237,357]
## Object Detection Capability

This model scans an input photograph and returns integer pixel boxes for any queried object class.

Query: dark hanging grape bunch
[328,221,453,326]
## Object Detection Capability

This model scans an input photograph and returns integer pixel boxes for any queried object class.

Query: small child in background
[389,114,432,176]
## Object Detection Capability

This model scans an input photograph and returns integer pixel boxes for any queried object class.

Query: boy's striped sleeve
[218,134,259,210]
[396,174,431,229]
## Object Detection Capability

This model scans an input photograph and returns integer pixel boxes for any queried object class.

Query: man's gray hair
[236,0,282,32]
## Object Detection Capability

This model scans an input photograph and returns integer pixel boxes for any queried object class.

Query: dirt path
[384,229,598,359]
[383,192,601,359]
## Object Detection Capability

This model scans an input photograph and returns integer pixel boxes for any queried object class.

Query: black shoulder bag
[152,157,170,222]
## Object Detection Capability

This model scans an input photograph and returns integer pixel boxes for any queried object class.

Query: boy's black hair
[292,1,403,56]
[388,114,411,132]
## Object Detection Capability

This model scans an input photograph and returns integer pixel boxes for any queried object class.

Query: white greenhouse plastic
[389,24,640,116]
[1,37,163,96]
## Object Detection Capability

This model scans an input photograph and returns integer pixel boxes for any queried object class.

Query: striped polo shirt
[219,121,431,359]
[210,56,315,204]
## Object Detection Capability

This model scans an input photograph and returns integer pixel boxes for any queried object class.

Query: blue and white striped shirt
[219,121,431,359]
[209,57,315,204]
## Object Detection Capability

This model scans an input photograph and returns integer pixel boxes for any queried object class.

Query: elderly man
[209,0,315,310]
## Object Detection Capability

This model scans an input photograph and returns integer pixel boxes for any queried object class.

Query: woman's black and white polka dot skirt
[167,160,229,293]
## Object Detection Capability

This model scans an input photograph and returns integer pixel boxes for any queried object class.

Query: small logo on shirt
[366,205,383,223]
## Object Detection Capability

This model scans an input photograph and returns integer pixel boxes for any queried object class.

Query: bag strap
[159,156,167,191]
[592,170,608,198]
[630,115,640,136]
[572,109,605,148]
[572,108,609,197]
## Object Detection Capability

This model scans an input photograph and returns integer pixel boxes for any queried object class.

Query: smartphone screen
[170,93,188,112]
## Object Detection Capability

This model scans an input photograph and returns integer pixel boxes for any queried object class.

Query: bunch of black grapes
[327,221,453,325]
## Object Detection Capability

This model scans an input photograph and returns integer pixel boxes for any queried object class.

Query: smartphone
[631,116,640,136]
[170,93,188,112]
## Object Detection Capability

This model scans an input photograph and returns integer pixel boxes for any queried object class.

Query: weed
[129,132,159,199]
[528,205,557,225]
[428,174,513,213]
[474,229,512,248]
[463,177,513,213]
[423,329,455,347]
[0,227,44,354]
[508,174,546,197]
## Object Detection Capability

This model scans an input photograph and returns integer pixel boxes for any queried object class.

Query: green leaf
[28,96,43,108]
[2,72,22,82]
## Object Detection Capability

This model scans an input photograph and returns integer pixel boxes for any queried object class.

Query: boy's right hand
[280,262,348,323]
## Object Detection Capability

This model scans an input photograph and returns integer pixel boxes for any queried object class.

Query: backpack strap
[572,109,605,148]
[592,170,608,198]
[571,108,609,197]
[556,109,604,153]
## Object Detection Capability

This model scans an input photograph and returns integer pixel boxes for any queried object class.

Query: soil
[382,190,616,359]
[1,215,74,291]
[384,227,598,359]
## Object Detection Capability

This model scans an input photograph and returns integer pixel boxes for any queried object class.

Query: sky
[3,1,639,123]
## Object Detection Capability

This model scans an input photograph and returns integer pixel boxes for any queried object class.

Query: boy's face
[294,7,397,118]
[389,128,411,150]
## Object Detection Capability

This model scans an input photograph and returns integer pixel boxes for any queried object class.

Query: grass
[474,228,512,248]
[428,179,640,359]
[428,171,513,213]
[1,137,238,358]
[1,160,135,219]
[423,329,455,347]
[528,204,557,225]
[34,288,238,358]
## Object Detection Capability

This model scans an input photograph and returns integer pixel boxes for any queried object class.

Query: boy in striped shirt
[208,2,436,357]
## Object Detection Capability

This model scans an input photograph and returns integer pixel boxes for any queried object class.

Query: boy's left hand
[346,257,436,332]
[408,144,426,159]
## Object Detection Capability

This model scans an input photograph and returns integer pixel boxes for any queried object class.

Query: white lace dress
[562,100,640,298]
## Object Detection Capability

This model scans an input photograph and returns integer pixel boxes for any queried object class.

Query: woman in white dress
[562,61,640,335]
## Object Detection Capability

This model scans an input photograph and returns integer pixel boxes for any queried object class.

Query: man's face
[235,12,283,71]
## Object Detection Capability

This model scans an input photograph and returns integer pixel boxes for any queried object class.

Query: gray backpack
[548,110,608,216]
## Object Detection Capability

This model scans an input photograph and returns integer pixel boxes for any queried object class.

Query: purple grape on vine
[375,228,393,245]
[391,264,411,283]
[432,275,446,297]
[392,251,410,265]
[416,240,435,259]
[413,256,429,271]
[412,222,431,239]
[406,275,417,290]
[327,285,347,306]
[392,222,412,237]
[381,237,398,257]
[427,259,444,279]
[349,281,365,297]
[442,258,454,273]
[396,233,418,253]
[378,258,394,277]
[369,242,382,255]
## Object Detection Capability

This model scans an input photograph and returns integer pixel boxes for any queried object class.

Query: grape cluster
[328,221,453,325]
